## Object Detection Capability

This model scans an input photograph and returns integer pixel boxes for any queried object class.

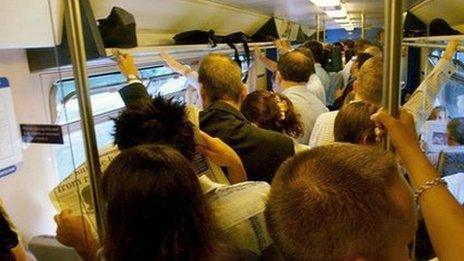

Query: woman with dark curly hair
[241,90,309,152]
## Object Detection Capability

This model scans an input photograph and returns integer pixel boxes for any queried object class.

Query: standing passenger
[302,41,331,95]
[198,54,295,183]
[309,40,458,147]
[274,51,328,144]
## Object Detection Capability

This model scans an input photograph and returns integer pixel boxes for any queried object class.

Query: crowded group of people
[2,37,464,261]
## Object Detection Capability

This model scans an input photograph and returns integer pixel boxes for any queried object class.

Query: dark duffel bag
[98,7,137,48]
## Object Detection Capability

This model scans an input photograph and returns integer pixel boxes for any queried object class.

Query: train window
[429,50,464,118]
[52,66,186,180]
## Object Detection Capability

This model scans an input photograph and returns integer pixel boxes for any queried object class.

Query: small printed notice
[0,77,22,178]
[20,124,64,144]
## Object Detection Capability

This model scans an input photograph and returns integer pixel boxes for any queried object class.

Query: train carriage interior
[1,0,464,260]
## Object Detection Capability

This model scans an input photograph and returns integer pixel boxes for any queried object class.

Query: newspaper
[49,105,230,237]
[49,146,119,237]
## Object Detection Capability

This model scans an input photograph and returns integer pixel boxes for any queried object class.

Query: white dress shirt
[306,74,327,105]
[308,59,456,147]
[199,176,273,254]
[315,63,331,92]
[282,85,328,144]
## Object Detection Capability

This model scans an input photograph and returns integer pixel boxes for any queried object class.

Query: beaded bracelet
[414,177,448,204]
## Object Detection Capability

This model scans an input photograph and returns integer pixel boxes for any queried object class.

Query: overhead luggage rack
[402,35,464,51]
[105,41,276,62]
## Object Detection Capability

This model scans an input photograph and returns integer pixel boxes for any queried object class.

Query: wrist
[126,74,140,82]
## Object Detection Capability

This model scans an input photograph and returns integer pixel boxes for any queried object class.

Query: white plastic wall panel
[89,0,270,45]
[411,0,464,27]
[0,0,63,49]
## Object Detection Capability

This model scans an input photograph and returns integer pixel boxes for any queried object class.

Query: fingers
[198,131,220,147]
[370,111,395,130]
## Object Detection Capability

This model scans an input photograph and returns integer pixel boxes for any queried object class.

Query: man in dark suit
[197,54,294,182]
[117,53,294,183]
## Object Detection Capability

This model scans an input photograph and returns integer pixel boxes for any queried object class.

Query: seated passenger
[428,106,448,122]
[447,118,464,146]
[198,54,295,183]
[334,101,378,145]
[275,51,328,144]
[56,96,273,257]
[0,200,29,261]
[241,90,309,152]
[102,144,255,260]
[309,40,458,147]
[266,143,418,260]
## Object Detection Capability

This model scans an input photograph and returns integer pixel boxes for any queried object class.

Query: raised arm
[116,53,151,105]
[160,53,193,76]
[196,131,247,184]
[403,39,458,130]
[254,45,278,73]
[372,110,464,261]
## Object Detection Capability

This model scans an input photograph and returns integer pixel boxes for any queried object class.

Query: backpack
[173,30,251,83]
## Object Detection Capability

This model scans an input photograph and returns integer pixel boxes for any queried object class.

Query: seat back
[437,147,464,177]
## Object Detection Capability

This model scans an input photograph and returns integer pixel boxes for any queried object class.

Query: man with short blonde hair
[355,57,384,105]
[309,40,457,147]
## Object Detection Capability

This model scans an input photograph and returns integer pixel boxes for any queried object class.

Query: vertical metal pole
[383,0,403,150]
[361,13,366,39]
[322,19,326,42]
[316,14,321,42]
[64,0,106,242]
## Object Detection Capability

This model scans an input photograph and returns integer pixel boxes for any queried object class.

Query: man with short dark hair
[303,41,331,94]
[266,144,418,260]
[275,51,328,144]
[199,54,294,183]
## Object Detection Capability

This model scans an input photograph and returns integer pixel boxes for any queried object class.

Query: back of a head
[342,39,355,49]
[354,39,372,54]
[364,46,383,58]
[355,53,374,69]
[447,118,464,145]
[278,51,315,83]
[356,57,384,105]
[302,41,324,64]
[241,90,303,139]
[103,144,214,261]
[198,54,243,103]
[334,101,378,144]
[113,96,196,161]
[266,144,414,260]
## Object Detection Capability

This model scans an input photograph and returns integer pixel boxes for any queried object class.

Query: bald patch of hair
[357,57,384,105]
[277,51,315,83]
[198,54,244,103]
[266,144,411,261]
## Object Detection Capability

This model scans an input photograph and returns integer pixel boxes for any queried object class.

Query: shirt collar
[203,100,247,121]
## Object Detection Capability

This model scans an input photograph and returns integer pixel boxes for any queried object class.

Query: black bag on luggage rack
[98,7,138,48]
[173,30,251,83]
[173,30,219,46]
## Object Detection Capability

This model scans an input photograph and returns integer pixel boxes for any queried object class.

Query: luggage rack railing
[106,41,276,62]
[402,35,464,51]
